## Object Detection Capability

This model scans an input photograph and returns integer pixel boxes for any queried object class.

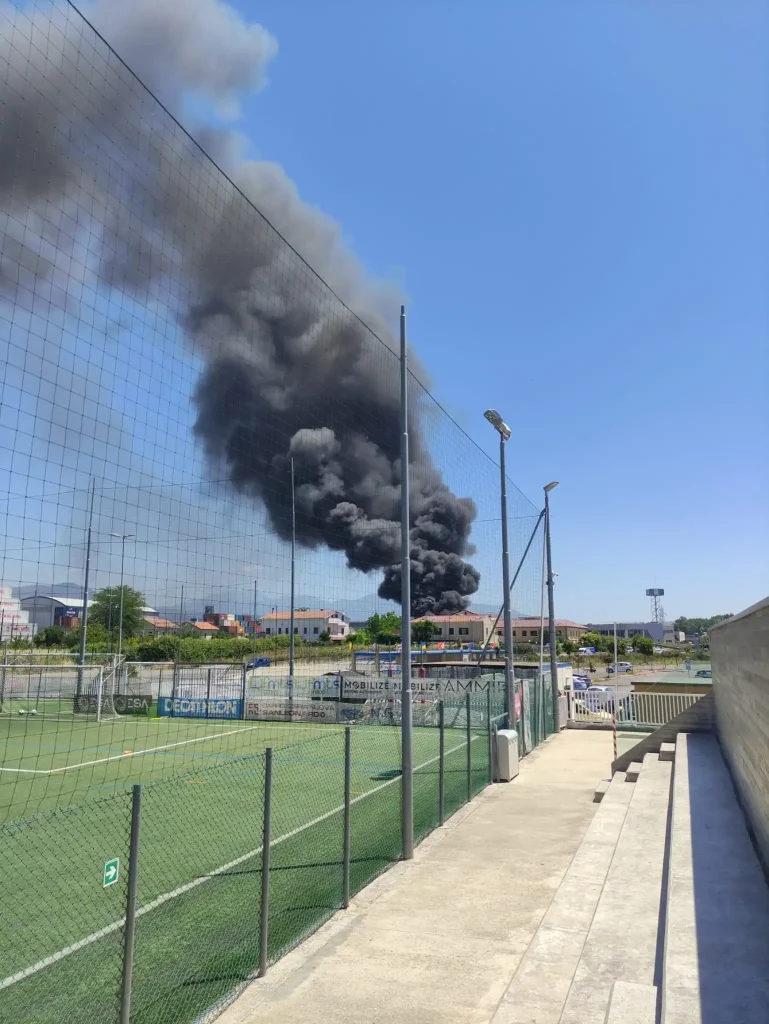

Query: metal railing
[569,689,702,727]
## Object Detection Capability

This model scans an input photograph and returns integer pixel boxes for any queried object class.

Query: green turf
[0,711,341,823]
[0,712,489,1024]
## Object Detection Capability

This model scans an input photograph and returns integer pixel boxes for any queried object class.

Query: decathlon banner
[157,697,243,719]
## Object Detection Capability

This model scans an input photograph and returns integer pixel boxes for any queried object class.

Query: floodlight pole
[484,411,515,733]
[400,305,414,860]
[77,478,96,696]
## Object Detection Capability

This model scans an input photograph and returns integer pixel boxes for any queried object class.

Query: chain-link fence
[1,688,533,1024]
[0,1,561,1020]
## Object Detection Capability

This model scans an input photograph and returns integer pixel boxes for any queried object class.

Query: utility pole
[77,479,96,698]
[400,305,414,860]
[110,533,134,660]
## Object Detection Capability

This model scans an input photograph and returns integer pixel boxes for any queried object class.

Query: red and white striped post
[612,711,618,761]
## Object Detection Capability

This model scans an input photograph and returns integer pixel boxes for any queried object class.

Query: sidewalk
[217,730,613,1024]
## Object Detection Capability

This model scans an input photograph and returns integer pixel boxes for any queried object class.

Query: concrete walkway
[218,730,613,1024]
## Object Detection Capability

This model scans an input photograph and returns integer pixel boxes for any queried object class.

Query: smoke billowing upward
[0,0,480,614]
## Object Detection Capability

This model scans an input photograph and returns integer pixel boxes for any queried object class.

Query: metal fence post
[258,747,272,977]
[466,692,472,803]
[343,726,351,909]
[241,662,247,712]
[438,701,445,826]
[119,784,142,1024]
[493,722,499,784]
[0,643,7,711]
[486,689,493,784]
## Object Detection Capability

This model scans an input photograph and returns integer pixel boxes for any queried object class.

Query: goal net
[0,665,117,719]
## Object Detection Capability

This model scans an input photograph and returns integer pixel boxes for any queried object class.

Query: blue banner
[158,697,243,719]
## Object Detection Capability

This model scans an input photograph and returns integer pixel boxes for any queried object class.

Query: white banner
[244,698,337,723]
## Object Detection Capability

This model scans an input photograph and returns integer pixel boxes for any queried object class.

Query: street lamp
[110,533,135,660]
[543,482,559,731]
[484,409,515,731]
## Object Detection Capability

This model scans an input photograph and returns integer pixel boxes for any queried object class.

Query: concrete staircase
[491,732,769,1024]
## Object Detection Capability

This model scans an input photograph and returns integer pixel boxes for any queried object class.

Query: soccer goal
[0,664,117,720]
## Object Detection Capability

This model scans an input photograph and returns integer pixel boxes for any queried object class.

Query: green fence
[1,686,554,1024]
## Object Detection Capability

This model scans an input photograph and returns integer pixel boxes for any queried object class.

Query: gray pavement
[218,729,613,1024]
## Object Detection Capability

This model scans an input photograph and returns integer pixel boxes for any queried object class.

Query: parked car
[608,662,633,674]
[248,656,271,668]
[695,669,712,679]
[571,677,589,691]
[575,686,616,713]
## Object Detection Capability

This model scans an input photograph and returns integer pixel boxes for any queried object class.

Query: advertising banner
[114,694,152,715]
[157,696,243,719]
[244,698,337,723]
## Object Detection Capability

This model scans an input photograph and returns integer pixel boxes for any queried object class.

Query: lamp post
[110,533,135,660]
[484,410,515,731]
[543,482,560,731]
[289,458,296,688]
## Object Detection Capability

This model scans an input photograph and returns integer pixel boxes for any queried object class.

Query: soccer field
[0,709,491,1024]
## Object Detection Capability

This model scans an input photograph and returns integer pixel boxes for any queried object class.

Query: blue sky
[222,0,769,624]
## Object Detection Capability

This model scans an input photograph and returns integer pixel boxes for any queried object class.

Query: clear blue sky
[225,1,768,623]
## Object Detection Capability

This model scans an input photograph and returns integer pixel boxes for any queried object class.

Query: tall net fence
[0,1,557,1020]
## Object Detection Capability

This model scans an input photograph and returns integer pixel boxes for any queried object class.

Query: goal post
[0,664,117,719]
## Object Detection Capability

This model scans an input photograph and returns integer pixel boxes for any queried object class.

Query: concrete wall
[710,597,769,869]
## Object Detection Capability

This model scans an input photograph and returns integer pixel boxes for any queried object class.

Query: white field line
[0,734,478,991]
[0,725,266,774]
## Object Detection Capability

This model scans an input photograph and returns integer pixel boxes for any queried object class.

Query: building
[21,595,91,631]
[140,616,179,636]
[511,619,587,644]
[585,621,676,644]
[411,614,587,648]
[181,620,220,638]
[261,609,351,641]
[20,595,158,632]
[0,586,37,639]
[411,612,498,646]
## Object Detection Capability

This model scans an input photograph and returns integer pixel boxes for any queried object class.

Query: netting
[0,1,556,1020]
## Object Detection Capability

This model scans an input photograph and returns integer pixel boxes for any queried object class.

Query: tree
[561,639,576,655]
[634,636,654,657]
[366,612,401,645]
[65,621,111,651]
[317,630,331,643]
[89,586,146,640]
[674,614,732,636]
[412,619,439,644]
[579,632,601,650]
[34,625,66,648]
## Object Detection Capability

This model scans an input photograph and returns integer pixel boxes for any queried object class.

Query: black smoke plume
[0,0,480,614]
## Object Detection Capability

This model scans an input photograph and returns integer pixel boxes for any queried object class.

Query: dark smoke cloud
[0,0,480,614]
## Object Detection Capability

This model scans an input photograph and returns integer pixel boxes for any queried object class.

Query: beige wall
[711,597,769,869]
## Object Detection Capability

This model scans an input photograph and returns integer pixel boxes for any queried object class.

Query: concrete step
[658,742,675,761]
[625,761,643,782]
[559,752,672,1024]
[594,779,611,803]
[662,733,769,1024]
[490,772,634,1023]
[605,981,657,1023]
